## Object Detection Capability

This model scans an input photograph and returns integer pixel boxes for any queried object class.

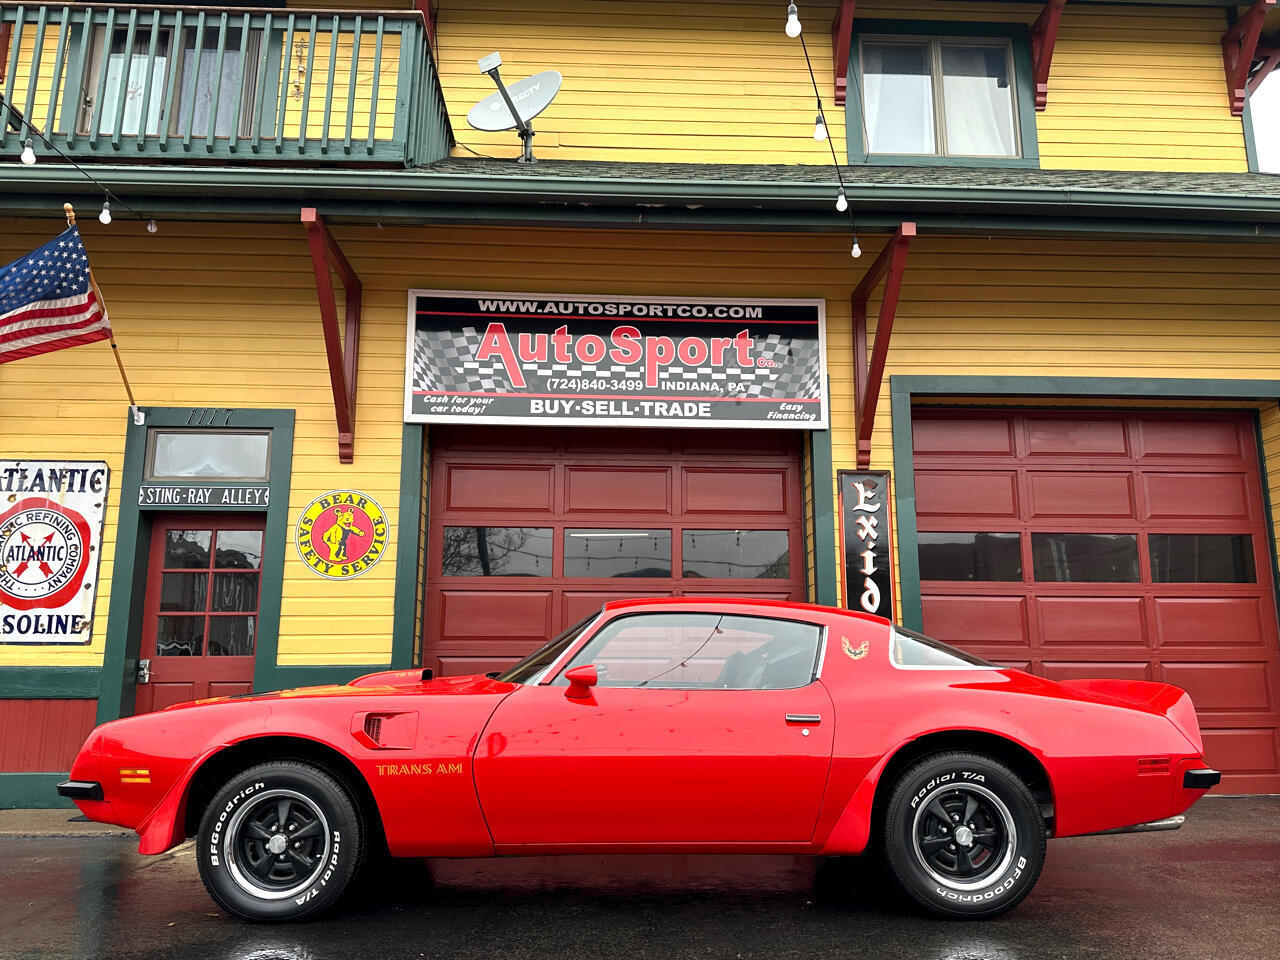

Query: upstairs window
[1248,70,1280,173]
[848,23,1038,166]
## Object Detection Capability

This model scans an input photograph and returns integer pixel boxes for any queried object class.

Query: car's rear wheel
[197,761,364,921]
[881,750,1045,919]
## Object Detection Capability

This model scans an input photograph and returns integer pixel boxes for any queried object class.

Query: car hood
[161,671,513,711]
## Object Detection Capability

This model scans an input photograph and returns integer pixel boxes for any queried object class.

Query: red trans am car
[58,598,1219,921]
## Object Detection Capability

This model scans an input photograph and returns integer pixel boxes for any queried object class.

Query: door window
[152,523,263,658]
[556,613,822,690]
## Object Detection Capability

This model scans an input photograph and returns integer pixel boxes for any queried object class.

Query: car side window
[554,613,822,690]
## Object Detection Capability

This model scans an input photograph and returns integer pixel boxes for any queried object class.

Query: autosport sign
[0,460,108,644]
[404,290,827,428]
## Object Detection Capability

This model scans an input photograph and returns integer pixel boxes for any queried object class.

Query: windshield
[496,613,599,684]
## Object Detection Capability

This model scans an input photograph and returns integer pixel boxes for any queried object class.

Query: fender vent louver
[363,715,383,745]
[1137,757,1171,776]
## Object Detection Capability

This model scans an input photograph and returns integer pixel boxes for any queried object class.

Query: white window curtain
[98,54,167,136]
[179,47,245,138]
[863,42,935,155]
[940,44,1017,157]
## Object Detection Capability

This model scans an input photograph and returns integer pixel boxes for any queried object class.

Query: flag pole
[65,203,144,425]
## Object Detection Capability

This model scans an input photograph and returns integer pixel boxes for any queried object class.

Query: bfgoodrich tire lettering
[881,750,1046,919]
[197,761,364,921]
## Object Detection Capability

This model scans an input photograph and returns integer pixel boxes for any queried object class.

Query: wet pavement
[1,796,1276,960]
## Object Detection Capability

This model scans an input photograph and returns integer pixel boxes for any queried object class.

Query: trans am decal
[404,290,828,429]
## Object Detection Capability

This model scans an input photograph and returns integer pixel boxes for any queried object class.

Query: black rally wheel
[197,761,364,921]
[881,751,1046,919]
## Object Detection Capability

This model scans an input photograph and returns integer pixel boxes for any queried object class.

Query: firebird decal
[842,637,869,660]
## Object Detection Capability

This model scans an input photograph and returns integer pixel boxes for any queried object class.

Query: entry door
[474,612,835,847]
[135,515,265,714]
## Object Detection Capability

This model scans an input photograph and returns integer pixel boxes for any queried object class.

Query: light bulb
[835,189,848,213]
[813,114,828,141]
[19,139,36,165]
[98,200,112,225]
[146,219,158,234]
[785,3,802,37]
[851,239,862,259]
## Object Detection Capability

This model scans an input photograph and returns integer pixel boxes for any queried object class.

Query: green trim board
[98,407,295,724]
[1250,410,1280,646]
[844,20,1040,169]
[888,376,1280,631]
[0,773,73,809]
[0,668,100,699]
[1244,95,1261,174]
[7,165,1280,233]
[390,423,425,669]
[810,430,839,607]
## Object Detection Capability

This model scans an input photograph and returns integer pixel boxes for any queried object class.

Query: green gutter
[4,165,1280,226]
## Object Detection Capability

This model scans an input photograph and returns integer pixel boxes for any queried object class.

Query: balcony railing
[0,4,452,167]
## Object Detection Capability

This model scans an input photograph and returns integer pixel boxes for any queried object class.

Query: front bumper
[56,780,103,802]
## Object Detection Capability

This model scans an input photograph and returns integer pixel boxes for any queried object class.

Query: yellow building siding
[5,220,1280,666]
[855,1,1247,172]
[435,0,846,165]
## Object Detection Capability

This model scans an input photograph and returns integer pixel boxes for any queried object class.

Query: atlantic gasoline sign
[0,460,109,644]
[295,491,389,580]
[405,290,828,429]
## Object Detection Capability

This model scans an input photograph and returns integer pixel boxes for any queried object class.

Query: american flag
[0,225,110,365]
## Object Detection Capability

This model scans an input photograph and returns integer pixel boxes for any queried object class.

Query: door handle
[785,713,821,724]
[136,659,151,685]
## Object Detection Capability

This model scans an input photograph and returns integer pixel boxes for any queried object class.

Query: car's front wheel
[196,761,364,921]
[881,750,1046,919]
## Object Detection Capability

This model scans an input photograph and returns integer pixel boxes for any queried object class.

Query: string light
[787,17,861,261]
[0,92,154,230]
[785,3,802,37]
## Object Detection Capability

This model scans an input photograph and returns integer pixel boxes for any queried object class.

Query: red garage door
[913,409,1280,793]
[424,426,805,678]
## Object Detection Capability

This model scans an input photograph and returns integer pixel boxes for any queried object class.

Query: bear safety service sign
[0,460,109,644]
[294,490,389,580]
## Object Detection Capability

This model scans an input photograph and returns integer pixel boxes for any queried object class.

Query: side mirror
[564,664,598,700]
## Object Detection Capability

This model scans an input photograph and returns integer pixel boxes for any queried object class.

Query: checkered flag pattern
[412,326,513,393]
[411,325,822,401]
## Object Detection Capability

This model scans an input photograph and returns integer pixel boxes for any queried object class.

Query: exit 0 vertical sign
[839,471,894,620]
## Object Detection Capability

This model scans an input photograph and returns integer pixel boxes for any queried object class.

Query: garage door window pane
[442,527,552,576]
[918,532,1021,581]
[1150,534,1256,583]
[1032,533,1139,582]
[565,530,671,578]
[683,530,790,579]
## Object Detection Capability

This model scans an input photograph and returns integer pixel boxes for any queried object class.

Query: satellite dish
[467,70,562,132]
